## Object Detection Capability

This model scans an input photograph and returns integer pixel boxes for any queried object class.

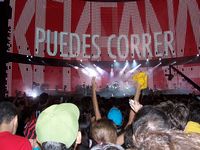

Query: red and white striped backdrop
[6,0,200,96]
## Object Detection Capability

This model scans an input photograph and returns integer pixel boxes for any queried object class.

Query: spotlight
[119,61,129,76]
[132,59,137,67]
[110,67,114,78]
[94,65,105,75]
[25,89,38,98]
[74,66,79,70]
[197,54,200,57]
[85,67,98,77]
[81,68,88,75]
[80,59,83,62]
[127,64,141,74]
[171,61,176,65]
[114,60,116,63]
[31,92,37,98]
[159,58,162,61]
[146,58,149,62]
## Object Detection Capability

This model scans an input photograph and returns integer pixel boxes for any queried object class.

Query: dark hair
[124,125,135,149]
[42,141,68,150]
[91,143,124,150]
[155,100,174,116]
[132,106,171,148]
[169,103,189,130]
[78,112,91,149]
[0,101,18,124]
[137,130,200,150]
[189,108,200,123]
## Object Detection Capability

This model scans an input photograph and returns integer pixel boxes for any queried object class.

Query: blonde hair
[91,119,117,144]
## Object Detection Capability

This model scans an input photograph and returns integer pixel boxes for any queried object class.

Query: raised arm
[91,77,101,120]
[125,82,142,128]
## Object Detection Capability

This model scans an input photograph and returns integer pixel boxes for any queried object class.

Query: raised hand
[129,99,143,113]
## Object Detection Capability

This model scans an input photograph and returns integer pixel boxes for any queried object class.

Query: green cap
[36,103,80,148]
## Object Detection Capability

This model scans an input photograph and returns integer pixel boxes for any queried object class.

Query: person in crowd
[0,101,32,150]
[169,102,189,130]
[78,110,92,150]
[123,125,135,149]
[133,130,200,150]
[35,103,81,150]
[116,82,142,146]
[23,109,39,150]
[130,106,171,149]
[91,142,124,150]
[91,118,118,144]
[156,100,189,131]
[91,77,123,126]
[107,107,123,129]
[90,77,125,149]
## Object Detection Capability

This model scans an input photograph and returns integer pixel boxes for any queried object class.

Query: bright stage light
[25,89,38,98]
[113,60,120,68]
[119,61,129,76]
[74,66,79,70]
[110,67,114,78]
[124,64,141,78]
[132,59,138,67]
[149,62,162,73]
[31,92,37,98]
[83,67,98,77]
[93,64,105,75]
[128,64,141,74]
[171,61,176,65]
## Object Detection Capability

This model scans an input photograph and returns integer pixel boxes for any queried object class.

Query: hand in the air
[129,99,143,113]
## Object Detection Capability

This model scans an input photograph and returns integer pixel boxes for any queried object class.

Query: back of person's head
[39,92,49,105]
[0,101,18,124]
[155,100,174,116]
[36,103,80,150]
[41,141,68,150]
[132,106,171,147]
[91,118,117,144]
[124,125,135,149]
[78,112,91,149]
[169,102,189,130]
[133,105,171,127]
[91,143,124,150]
[133,105,159,122]
[189,108,200,123]
[136,130,200,150]
[107,107,123,127]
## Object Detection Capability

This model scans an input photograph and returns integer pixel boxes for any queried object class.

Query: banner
[7,0,200,96]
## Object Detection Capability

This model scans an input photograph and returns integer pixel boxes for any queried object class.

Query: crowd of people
[0,78,200,150]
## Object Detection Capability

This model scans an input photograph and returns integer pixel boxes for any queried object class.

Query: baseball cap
[36,103,80,148]
[107,107,123,126]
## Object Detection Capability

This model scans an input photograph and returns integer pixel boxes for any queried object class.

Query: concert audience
[1,80,200,150]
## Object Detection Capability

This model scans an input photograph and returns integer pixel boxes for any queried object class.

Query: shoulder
[0,132,32,150]
[9,134,32,149]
